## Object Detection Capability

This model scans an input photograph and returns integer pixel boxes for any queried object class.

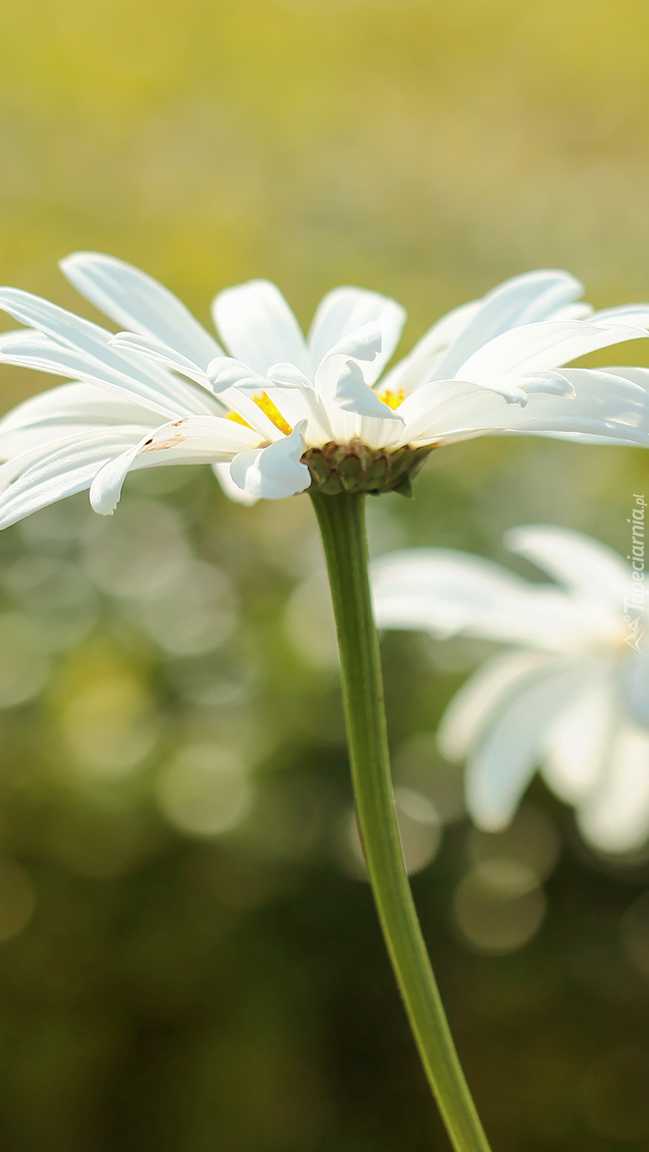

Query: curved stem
[310,490,491,1152]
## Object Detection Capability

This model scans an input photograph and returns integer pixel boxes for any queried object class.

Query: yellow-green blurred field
[0,2,648,1150]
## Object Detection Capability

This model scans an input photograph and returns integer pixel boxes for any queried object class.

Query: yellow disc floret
[379,388,405,411]
[227,392,293,437]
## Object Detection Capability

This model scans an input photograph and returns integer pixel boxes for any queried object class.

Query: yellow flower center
[379,388,405,411]
[227,392,293,437]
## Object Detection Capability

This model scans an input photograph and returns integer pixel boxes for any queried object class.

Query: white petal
[229,421,310,500]
[0,295,208,417]
[89,416,263,515]
[458,320,648,385]
[261,384,333,447]
[380,300,483,395]
[207,356,270,392]
[0,430,147,529]
[577,723,649,852]
[466,657,598,831]
[397,379,486,443]
[437,649,558,761]
[397,368,572,410]
[308,287,406,384]
[89,441,145,514]
[371,547,598,649]
[217,387,286,443]
[0,381,158,460]
[510,370,574,397]
[553,303,594,320]
[431,270,585,380]
[595,366,649,387]
[335,361,406,422]
[356,413,407,451]
[0,329,182,419]
[315,322,401,407]
[504,524,631,606]
[0,380,156,436]
[326,321,383,364]
[211,462,259,506]
[590,304,649,329]
[266,362,314,387]
[541,677,615,802]
[0,424,112,460]
[212,280,312,377]
[60,251,223,365]
[620,653,649,728]
[109,331,216,389]
[402,369,649,448]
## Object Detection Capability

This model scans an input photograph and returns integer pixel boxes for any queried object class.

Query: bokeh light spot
[0,615,51,707]
[453,859,546,954]
[156,743,254,837]
[57,657,159,780]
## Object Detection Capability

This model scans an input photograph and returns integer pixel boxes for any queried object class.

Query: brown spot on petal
[142,432,187,452]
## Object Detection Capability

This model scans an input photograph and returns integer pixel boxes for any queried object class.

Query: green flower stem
[310,490,491,1152]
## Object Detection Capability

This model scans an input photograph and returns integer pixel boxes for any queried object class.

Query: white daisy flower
[372,525,649,855]
[0,256,648,523]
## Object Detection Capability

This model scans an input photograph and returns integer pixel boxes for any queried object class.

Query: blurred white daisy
[0,256,648,521]
[372,525,649,854]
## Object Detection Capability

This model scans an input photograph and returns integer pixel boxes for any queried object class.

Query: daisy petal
[212,280,312,377]
[0,380,156,436]
[89,416,263,515]
[505,524,631,604]
[577,723,649,852]
[206,356,269,392]
[0,381,158,460]
[211,462,259,506]
[266,363,314,387]
[308,288,406,384]
[371,547,599,648]
[335,361,405,422]
[261,385,333,447]
[217,387,287,443]
[326,321,382,364]
[0,431,146,529]
[620,655,649,730]
[109,331,218,390]
[590,304,649,329]
[437,650,560,761]
[459,320,648,384]
[514,370,574,397]
[432,270,585,380]
[541,678,615,802]
[229,421,310,500]
[380,300,483,395]
[404,369,649,448]
[0,293,208,416]
[594,366,649,389]
[60,251,223,365]
[466,657,598,831]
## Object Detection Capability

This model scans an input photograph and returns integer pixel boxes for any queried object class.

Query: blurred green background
[1,1,649,1149]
